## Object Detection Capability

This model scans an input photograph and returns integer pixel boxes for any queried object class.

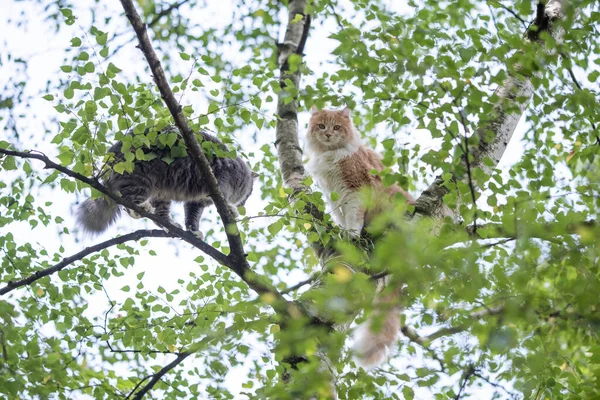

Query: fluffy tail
[76,197,121,234]
[353,288,402,367]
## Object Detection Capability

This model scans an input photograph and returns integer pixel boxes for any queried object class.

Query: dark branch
[564,64,600,146]
[0,229,174,296]
[488,0,528,28]
[282,272,320,294]
[401,305,505,346]
[126,318,265,399]
[131,352,192,400]
[0,148,289,307]
[119,0,245,264]
[455,365,476,399]
[0,148,229,265]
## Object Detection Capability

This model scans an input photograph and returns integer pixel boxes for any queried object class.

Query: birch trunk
[415,0,566,218]
[273,0,568,397]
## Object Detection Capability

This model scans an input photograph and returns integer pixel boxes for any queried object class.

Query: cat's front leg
[184,199,211,240]
[342,195,365,239]
[150,200,183,232]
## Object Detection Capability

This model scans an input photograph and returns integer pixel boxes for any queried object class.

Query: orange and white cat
[305,105,415,367]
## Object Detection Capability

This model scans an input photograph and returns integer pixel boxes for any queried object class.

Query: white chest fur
[306,144,364,232]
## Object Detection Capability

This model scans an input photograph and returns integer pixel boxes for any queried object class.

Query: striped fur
[76,127,257,235]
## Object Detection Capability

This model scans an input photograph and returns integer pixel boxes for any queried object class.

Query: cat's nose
[324,133,331,138]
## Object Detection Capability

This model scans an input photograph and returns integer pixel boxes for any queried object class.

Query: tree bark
[272,0,570,397]
[415,0,566,218]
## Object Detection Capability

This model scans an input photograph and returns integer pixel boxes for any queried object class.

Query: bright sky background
[2,0,587,398]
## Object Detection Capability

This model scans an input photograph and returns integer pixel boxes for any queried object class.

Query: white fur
[306,142,364,235]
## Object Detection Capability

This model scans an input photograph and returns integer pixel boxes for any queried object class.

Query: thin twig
[147,0,191,27]
[472,371,519,399]
[455,365,475,399]
[282,272,321,294]
[564,65,600,146]
[488,0,528,28]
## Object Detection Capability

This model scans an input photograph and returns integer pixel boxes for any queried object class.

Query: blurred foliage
[0,0,599,399]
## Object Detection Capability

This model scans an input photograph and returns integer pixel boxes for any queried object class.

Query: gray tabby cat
[76,127,257,237]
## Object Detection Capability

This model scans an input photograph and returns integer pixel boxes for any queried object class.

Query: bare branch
[487,0,528,28]
[0,229,174,296]
[455,365,476,399]
[126,319,263,399]
[564,64,600,146]
[472,371,519,399]
[282,272,321,294]
[130,352,192,400]
[105,0,192,59]
[401,305,505,348]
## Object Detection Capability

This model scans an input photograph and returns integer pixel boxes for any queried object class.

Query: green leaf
[267,220,283,236]
[96,32,108,45]
[402,385,414,399]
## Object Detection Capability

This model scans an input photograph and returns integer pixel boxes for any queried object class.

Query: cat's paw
[160,217,183,233]
[190,230,204,240]
[227,203,239,218]
[128,202,155,219]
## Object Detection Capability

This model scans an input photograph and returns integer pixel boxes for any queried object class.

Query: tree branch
[273,1,336,262]
[0,229,174,296]
[118,0,247,272]
[0,148,229,264]
[455,365,476,399]
[126,319,263,399]
[0,148,286,304]
[115,1,291,308]
[401,305,505,346]
[488,0,528,29]
[414,0,568,219]
[130,352,192,400]
[147,0,191,27]
[463,219,596,243]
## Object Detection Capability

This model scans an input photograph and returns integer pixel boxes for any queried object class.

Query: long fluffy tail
[76,197,121,234]
[353,289,402,367]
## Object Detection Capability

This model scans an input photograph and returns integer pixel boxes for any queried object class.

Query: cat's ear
[311,105,319,114]
[251,171,260,179]
[342,107,351,118]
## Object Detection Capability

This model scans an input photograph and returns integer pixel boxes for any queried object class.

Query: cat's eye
[318,124,326,129]
[333,125,341,131]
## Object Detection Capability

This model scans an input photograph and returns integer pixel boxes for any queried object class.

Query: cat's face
[307,107,357,151]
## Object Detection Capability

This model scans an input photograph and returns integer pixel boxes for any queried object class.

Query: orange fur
[305,106,414,367]
[307,106,414,232]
